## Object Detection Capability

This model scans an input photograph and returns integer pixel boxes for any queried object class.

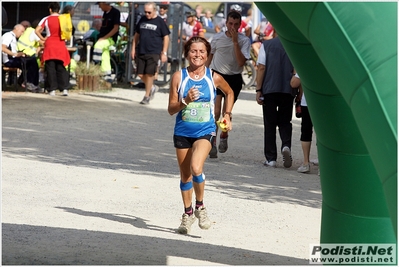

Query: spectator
[131,2,170,105]
[201,9,213,29]
[255,32,295,168]
[195,5,203,21]
[158,3,168,23]
[83,19,102,43]
[215,5,249,37]
[167,36,234,234]
[121,3,143,35]
[92,2,120,88]
[35,2,71,96]
[206,10,251,158]
[61,5,76,39]
[242,8,253,41]
[17,19,44,90]
[291,71,316,173]
[252,18,274,58]
[18,19,44,57]
[2,24,40,92]
[20,20,31,29]
[181,10,205,43]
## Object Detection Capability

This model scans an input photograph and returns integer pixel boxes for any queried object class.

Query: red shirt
[183,20,204,38]
[238,20,247,34]
[39,14,70,66]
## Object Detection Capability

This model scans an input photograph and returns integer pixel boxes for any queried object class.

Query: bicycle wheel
[110,57,118,85]
[242,60,256,90]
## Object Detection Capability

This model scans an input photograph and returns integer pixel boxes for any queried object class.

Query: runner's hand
[228,27,238,43]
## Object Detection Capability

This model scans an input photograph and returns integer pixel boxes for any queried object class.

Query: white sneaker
[297,164,310,173]
[194,206,212,230]
[62,89,68,96]
[311,159,319,166]
[263,160,276,167]
[48,90,56,96]
[282,146,292,168]
[177,213,197,234]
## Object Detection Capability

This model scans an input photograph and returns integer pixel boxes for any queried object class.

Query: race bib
[182,102,211,123]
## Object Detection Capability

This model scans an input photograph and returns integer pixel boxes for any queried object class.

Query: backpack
[59,13,73,40]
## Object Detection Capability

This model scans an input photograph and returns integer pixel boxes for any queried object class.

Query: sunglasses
[160,6,168,9]
[144,11,152,14]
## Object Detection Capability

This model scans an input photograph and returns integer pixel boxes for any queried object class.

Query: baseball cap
[160,1,169,8]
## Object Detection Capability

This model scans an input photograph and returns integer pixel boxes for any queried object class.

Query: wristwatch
[162,52,167,56]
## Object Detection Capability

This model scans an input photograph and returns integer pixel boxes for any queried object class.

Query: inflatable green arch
[255,2,397,243]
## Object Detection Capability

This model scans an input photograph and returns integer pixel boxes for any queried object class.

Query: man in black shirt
[93,2,120,87]
[131,2,170,105]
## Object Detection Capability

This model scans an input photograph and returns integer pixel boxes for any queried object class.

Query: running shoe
[264,160,277,167]
[149,85,159,100]
[177,213,197,234]
[62,89,69,96]
[194,206,212,230]
[282,146,292,168]
[297,164,310,173]
[218,136,228,153]
[140,96,150,105]
[209,143,218,158]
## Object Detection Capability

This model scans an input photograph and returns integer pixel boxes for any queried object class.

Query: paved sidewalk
[2,87,321,265]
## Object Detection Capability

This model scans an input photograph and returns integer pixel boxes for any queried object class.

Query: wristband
[256,89,262,92]
[162,52,167,56]
[224,112,232,118]
[181,98,188,106]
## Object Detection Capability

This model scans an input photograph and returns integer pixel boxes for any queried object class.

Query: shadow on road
[2,223,307,265]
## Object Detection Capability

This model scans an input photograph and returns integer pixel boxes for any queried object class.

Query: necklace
[189,66,204,79]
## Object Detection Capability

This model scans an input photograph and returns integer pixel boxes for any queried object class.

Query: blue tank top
[174,67,217,138]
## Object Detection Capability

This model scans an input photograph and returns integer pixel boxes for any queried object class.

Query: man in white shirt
[206,10,250,158]
[2,24,40,91]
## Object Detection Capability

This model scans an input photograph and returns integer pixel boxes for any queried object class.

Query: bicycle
[242,47,257,89]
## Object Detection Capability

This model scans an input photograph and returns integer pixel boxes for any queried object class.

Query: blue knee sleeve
[193,173,205,183]
[180,180,193,191]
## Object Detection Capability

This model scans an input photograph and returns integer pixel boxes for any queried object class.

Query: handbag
[59,13,73,40]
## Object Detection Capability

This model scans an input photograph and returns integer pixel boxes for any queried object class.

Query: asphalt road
[2,87,321,265]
